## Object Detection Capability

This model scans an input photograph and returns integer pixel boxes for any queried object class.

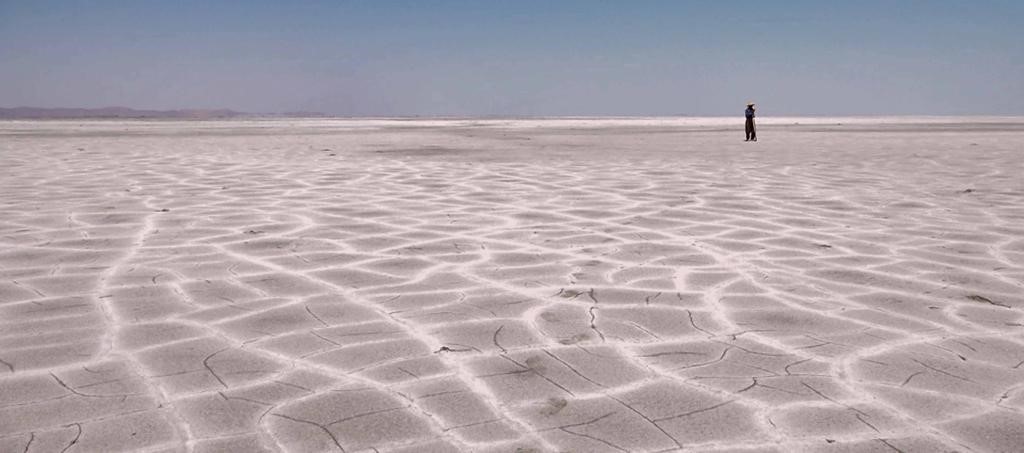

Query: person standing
[745,102,757,142]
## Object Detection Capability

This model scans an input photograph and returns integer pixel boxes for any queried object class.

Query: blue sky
[1,1,1021,115]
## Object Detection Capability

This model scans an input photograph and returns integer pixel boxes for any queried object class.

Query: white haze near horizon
[0,1,1022,116]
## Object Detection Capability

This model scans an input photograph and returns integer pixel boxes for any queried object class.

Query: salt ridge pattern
[1,118,1023,452]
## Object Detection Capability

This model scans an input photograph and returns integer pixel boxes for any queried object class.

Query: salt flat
[1,117,1023,452]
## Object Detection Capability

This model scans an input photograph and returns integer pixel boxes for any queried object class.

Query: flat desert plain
[1,117,1023,453]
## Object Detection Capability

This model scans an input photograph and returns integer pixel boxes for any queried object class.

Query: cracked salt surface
[1,117,1023,452]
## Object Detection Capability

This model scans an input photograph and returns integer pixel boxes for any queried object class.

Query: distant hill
[0,106,327,119]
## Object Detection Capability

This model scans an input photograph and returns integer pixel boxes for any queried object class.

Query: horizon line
[2,106,1023,121]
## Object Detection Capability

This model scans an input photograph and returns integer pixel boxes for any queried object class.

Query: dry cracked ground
[1,118,1024,453]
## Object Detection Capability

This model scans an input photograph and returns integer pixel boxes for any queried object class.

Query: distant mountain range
[0,106,327,119]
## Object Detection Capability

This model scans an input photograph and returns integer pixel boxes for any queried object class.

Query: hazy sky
[2,1,1022,116]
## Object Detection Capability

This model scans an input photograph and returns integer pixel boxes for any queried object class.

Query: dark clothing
[745,108,756,141]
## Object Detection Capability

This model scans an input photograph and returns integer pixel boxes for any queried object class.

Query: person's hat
[746,102,755,106]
